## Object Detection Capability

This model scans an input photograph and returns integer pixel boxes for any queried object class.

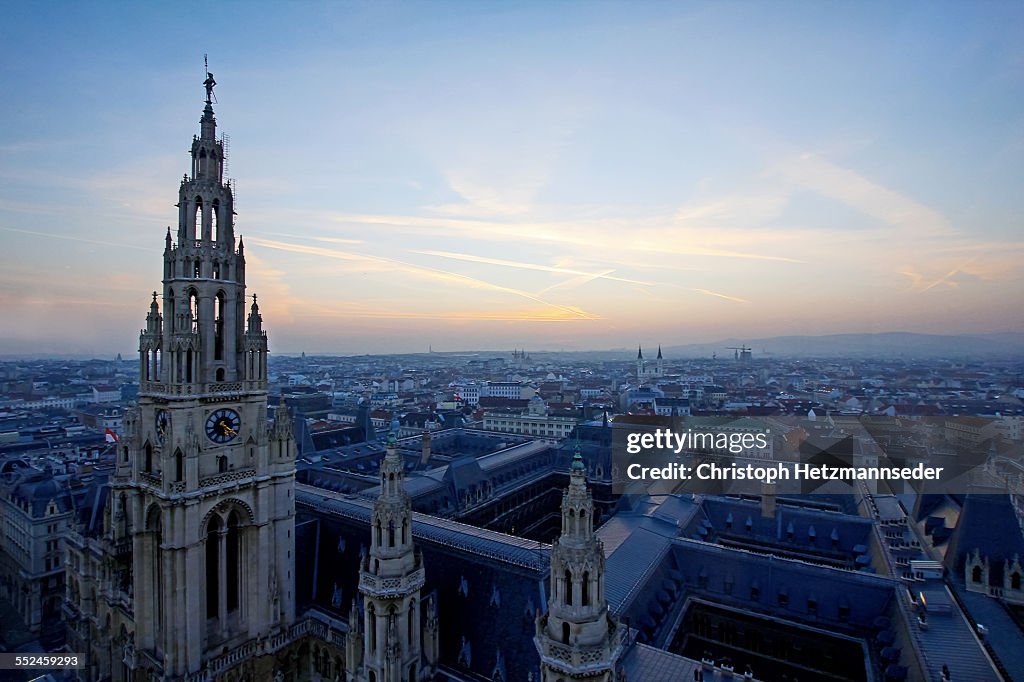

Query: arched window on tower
[227,511,240,612]
[214,292,225,361]
[188,290,199,333]
[205,515,221,619]
[174,449,183,482]
[368,604,377,652]
[582,571,590,606]
[564,569,573,606]
[562,622,570,645]
[408,602,415,645]
[211,199,220,242]
[146,506,163,625]
[194,197,204,242]
[144,442,153,472]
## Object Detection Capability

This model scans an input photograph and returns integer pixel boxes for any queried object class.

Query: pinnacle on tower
[354,408,435,681]
[535,436,623,681]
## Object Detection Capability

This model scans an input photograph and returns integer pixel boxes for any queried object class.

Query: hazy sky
[1,1,1022,355]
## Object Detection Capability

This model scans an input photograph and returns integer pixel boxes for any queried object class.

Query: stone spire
[352,418,436,681]
[535,440,623,681]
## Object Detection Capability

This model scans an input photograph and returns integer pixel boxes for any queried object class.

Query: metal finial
[388,415,400,445]
[572,430,584,471]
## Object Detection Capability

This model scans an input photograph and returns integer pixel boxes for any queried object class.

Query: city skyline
[1,2,1022,355]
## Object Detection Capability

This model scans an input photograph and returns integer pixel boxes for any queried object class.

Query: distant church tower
[348,419,438,682]
[111,75,296,677]
[636,345,664,383]
[535,446,623,681]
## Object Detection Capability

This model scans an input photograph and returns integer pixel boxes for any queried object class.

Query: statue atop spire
[203,55,217,105]
[204,71,216,104]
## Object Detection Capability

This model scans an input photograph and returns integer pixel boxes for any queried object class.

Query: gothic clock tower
[114,75,296,678]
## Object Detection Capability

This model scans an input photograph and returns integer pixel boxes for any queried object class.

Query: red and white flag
[105,428,118,443]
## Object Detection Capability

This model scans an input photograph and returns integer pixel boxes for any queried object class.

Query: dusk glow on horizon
[1,2,1022,355]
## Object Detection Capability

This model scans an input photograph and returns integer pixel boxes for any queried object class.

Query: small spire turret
[246,294,263,335]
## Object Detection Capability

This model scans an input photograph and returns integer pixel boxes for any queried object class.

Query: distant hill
[664,332,1024,359]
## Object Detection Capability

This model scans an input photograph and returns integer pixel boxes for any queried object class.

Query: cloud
[537,270,617,295]
[247,237,601,320]
[774,152,956,239]
[320,211,803,263]
[412,249,653,285]
[692,288,750,304]
[0,226,156,252]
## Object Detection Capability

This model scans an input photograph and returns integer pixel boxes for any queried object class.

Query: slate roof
[619,641,703,680]
[605,526,674,614]
[295,485,549,571]
[4,470,75,517]
[693,496,875,561]
[912,583,1001,681]
[943,488,1024,585]
[310,424,366,451]
[953,586,1024,678]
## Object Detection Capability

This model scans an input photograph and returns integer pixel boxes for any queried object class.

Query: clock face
[155,410,170,443]
[205,408,241,444]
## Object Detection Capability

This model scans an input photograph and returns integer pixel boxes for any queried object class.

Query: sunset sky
[1,2,1022,355]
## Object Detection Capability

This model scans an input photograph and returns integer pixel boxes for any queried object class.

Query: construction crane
[727,345,753,363]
